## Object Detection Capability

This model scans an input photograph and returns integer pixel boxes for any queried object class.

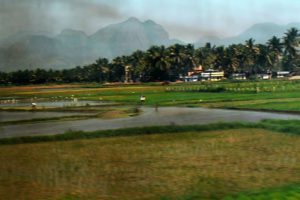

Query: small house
[183,75,199,82]
[275,71,290,78]
[257,72,272,80]
[183,65,203,82]
[182,67,224,82]
[187,65,203,76]
[231,73,246,80]
[289,76,300,80]
[200,69,224,81]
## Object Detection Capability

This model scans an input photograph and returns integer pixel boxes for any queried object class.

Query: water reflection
[1,107,300,138]
[0,99,113,108]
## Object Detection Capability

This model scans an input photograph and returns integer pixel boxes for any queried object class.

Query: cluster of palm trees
[116,27,300,82]
[1,28,299,84]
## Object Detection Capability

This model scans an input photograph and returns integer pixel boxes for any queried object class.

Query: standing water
[1,106,300,138]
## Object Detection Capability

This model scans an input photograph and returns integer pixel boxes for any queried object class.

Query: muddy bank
[0,111,91,122]
[226,107,300,115]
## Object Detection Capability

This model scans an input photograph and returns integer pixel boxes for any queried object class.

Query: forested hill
[1,27,300,85]
[1,18,300,72]
[0,18,179,72]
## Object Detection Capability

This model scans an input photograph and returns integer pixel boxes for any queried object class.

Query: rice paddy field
[1,79,300,112]
[0,127,300,200]
[1,80,300,199]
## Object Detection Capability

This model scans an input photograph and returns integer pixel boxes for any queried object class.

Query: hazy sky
[1,0,300,42]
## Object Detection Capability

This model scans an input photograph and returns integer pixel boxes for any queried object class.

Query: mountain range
[1,18,300,71]
[196,22,300,47]
[0,17,176,71]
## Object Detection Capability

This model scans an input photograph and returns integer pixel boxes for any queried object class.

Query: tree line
[1,28,300,85]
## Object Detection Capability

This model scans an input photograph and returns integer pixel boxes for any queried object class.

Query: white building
[231,73,246,80]
[199,69,224,81]
[275,71,290,78]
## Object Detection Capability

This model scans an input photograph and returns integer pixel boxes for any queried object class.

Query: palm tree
[214,46,226,71]
[244,38,260,75]
[267,36,283,70]
[256,44,269,73]
[184,44,197,72]
[195,43,216,70]
[225,44,244,74]
[282,28,300,70]
[268,36,283,53]
[168,44,186,79]
[109,56,126,82]
[126,50,145,81]
[143,46,171,81]
[283,28,299,57]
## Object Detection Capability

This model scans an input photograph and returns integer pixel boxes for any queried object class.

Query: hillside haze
[196,22,300,47]
[1,18,300,71]
[0,18,176,71]
[88,17,170,60]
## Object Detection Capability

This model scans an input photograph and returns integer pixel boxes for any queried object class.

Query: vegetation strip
[226,107,300,115]
[0,115,95,126]
[221,183,300,200]
[1,119,300,145]
[160,183,300,200]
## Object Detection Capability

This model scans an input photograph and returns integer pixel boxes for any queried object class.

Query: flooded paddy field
[0,99,114,109]
[2,83,300,139]
[1,106,300,138]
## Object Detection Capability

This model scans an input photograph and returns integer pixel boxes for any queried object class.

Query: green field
[1,80,300,112]
[222,184,300,200]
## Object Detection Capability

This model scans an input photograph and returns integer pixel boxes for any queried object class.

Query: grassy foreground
[0,120,300,200]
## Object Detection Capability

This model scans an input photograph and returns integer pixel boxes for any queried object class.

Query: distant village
[180,65,295,82]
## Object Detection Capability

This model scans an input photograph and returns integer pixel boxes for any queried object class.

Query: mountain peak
[126,17,141,23]
[60,29,86,36]
[196,22,300,47]
[144,19,156,25]
[1,18,176,71]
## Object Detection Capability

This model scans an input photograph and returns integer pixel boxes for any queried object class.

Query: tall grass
[1,128,300,200]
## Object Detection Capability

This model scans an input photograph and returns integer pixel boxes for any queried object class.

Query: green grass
[222,184,300,200]
[161,183,300,200]
[236,101,300,111]
[2,80,300,109]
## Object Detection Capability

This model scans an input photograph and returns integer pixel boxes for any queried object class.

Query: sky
[1,0,300,42]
